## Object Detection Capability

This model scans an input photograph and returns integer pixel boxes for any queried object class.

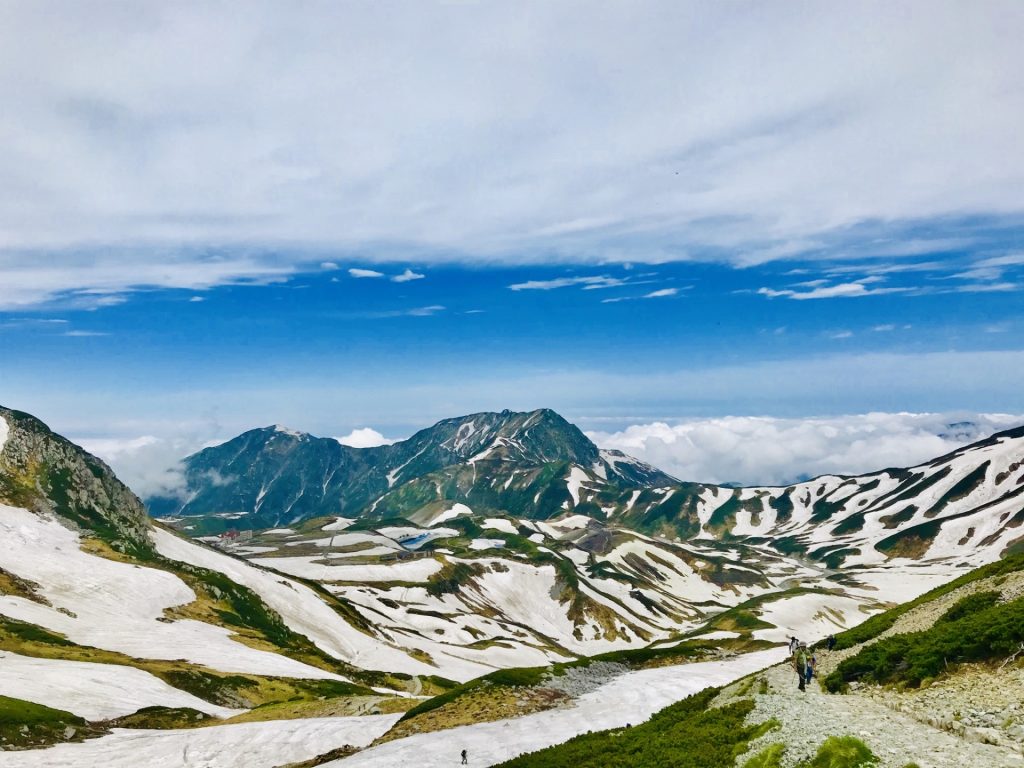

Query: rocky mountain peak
[0,406,151,554]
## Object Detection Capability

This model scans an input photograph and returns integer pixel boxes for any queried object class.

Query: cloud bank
[588,412,1024,486]
[0,2,1022,306]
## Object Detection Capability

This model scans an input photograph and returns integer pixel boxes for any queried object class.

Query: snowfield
[0,651,241,720]
[0,413,8,452]
[251,554,443,582]
[153,528,439,678]
[333,648,787,767]
[0,506,338,679]
[0,714,402,768]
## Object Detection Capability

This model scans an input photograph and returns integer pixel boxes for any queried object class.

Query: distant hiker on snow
[789,636,799,654]
[794,642,810,691]
[461,749,468,764]
[826,634,836,651]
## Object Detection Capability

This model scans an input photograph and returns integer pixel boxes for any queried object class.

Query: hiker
[826,634,836,651]
[788,635,799,654]
[793,642,809,691]
[461,749,468,765]
[806,650,817,686]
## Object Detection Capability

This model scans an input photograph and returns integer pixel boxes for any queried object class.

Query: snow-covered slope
[0,713,402,768]
[611,424,1024,568]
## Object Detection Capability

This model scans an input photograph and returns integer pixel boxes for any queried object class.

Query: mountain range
[152,408,1024,569]
[2,402,1023,762]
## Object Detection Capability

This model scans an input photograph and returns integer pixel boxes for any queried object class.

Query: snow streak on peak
[0,412,8,454]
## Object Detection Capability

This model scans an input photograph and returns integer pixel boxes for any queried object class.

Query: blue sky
[0,2,1023,489]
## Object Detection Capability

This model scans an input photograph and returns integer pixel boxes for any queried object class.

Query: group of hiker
[790,633,836,691]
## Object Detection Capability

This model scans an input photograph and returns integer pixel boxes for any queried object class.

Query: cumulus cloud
[643,287,678,298]
[335,427,394,448]
[588,412,1024,486]
[348,268,385,279]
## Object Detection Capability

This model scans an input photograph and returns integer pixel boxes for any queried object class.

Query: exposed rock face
[0,407,151,554]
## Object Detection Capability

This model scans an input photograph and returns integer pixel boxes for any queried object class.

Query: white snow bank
[0,651,240,720]
[322,517,355,531]
[469,539,505,551]
[0,507,335,679]
[263,528,295,535]
[752,593,867,643]
[431,503,472,526]
[153,529,436,677]
[0,413,8,453]
[333,649,787,767]
[0,714,402,768]
[690,630,741,641]
[259,556,443,583]
[482,518,517,534]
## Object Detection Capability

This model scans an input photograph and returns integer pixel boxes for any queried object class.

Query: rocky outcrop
[0,407,151,554]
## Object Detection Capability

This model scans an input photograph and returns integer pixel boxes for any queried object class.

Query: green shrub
[937,590,1000,624]
[797,736,877,768]
[743,743,785,768]
[495,688,772,768]
[824,596,1024,691]
[830,553,1024,651]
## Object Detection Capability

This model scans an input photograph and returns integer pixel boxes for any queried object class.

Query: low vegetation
[495,688,777,768]
[0,695,106,750]
[824,595,1024,691]
[830,552,1024,651]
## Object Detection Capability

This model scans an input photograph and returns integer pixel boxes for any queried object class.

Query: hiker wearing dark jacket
[794,643,809,691]
[826,634,836,651]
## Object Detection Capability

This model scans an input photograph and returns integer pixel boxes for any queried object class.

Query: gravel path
[715,568,1024,768]
[723,664,1023,768]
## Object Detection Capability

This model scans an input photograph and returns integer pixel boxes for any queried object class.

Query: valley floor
[329,648,786,768]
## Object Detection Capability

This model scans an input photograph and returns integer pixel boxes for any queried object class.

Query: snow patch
[0,714,402,768]
[0,651,240,720]
[431,503,472,526]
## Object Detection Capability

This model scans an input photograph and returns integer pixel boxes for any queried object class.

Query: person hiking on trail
[794,642,810,691]
[789,635,799,654]
[806,650,817,685]
[461,749,468,765]
[826,633,836,651]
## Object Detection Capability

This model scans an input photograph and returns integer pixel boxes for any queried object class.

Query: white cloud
[0,1,1019,302]
[588,412,1024,486]
[758,282,908,300]
[335,427,394,448]
[189,295,205,302]
[320,261,340,270]
[392,268,425,283]
[62,329,109,337]
[509,276,621,291]
[872,324,895,332]
[0,254,292,311]
[828,330,853,339]
[78,435,193,500]
[348,268,385,279]
[406,305,444,316]
[643,287,677,298]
